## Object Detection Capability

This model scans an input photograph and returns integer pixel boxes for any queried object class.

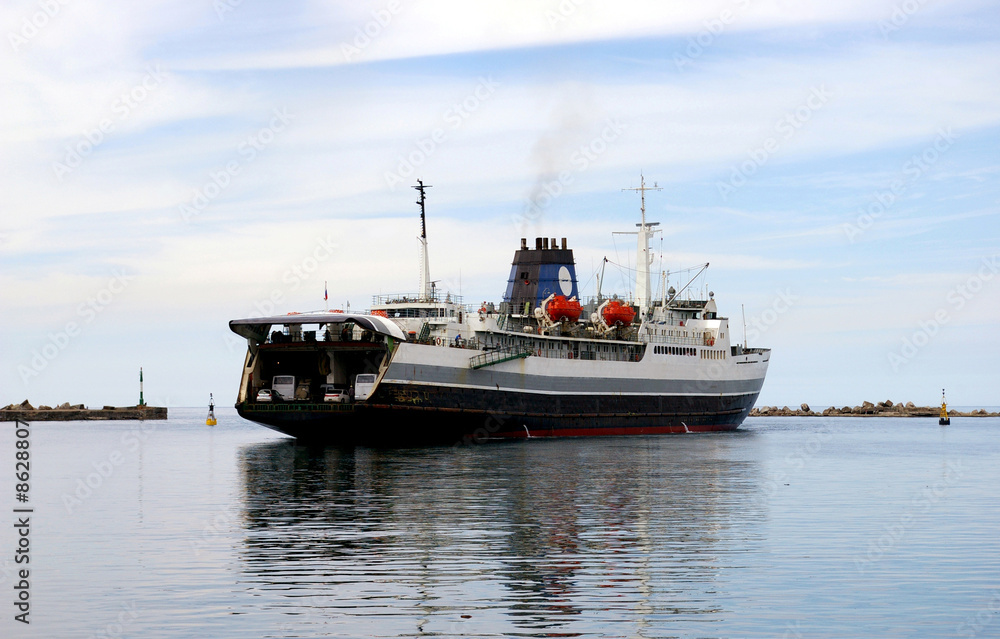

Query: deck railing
[372,292,465,305]
[241,402,356,412]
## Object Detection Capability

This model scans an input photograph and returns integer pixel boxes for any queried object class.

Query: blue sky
[1,0,998,408]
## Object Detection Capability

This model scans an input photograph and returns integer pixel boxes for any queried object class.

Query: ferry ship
[229,178,770,443]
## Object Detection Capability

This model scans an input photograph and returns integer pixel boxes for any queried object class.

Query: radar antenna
[413,180,433,300]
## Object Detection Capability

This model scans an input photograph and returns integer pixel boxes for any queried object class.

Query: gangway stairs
[417,322,431,343]
[469,346,533,369]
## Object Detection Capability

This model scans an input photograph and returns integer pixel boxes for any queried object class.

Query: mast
[413,180,432,301]
[597,257,608,302]
[622,174,661,315]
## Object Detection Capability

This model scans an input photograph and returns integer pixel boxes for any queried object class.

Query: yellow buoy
[206,393,217,426]
[939,388,949,426]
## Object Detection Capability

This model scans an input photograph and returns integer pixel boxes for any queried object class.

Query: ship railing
[372,292,464,306]
[730,345,769,356]
[643,317,699,327]
[641,334,704,347]
[242,401,356,413]
[450,337,481,350]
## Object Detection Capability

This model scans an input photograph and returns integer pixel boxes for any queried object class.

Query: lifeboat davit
[602,300,635,326]
[546,295,583,322]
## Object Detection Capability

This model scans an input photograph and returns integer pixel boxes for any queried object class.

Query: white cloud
[2,0,998,404]
[183,0,929,71]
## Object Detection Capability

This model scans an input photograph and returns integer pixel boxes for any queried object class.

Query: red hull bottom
[492,423,738,438]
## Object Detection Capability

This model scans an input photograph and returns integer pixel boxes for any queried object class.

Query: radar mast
[413,180,433,301]
[621,174,662,314]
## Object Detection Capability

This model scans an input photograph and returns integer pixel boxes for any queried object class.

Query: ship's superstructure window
[653,345,696,356]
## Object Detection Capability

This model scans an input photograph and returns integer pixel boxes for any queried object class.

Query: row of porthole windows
[701,350,726,360]
[654,345,696,356]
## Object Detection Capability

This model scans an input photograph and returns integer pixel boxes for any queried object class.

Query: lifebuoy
[568,352,574,360]
[435,337,442,346]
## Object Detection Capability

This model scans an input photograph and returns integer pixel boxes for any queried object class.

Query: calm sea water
[1,409,998,638]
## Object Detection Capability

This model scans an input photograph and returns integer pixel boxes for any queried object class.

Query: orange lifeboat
[602,300,635,326]
[546,295,583,322]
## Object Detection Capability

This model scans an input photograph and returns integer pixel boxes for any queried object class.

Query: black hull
[237,385,760,445]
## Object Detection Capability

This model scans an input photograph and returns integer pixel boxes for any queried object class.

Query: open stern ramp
[229,313,408,406]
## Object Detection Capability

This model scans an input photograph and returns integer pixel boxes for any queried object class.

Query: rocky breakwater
[0,400,167,421]
[749,401,998,418]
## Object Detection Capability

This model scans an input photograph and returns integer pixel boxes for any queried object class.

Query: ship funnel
[504,237,579,314]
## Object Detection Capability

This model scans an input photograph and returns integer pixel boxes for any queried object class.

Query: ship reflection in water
[236,434,765,636]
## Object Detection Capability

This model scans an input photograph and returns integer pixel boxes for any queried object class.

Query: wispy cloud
[2,0,999,404]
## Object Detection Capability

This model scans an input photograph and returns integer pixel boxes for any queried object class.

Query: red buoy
[546,295,583,322]
[602,300,635,326]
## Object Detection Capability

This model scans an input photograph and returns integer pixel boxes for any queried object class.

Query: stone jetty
[750,400,998,418]
[0,400,167,421]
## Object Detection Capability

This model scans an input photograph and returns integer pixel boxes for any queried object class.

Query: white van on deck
[355,374,376,401]
[271,375,295,401]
